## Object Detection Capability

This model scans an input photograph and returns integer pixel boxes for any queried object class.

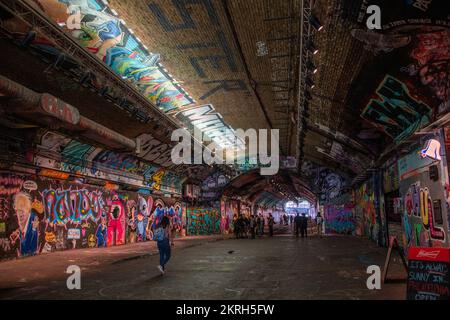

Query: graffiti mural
[347,0,449,107]
[324,204,356,235]
[403,182,446,247]
[405,29,450,106]
[106,194,126,246]
[186,207,221,235]
[36,131,183,194]
[150,199,183,238]
[301,160,346,204]
[353,180,379,242]
[135,195,152,242]
[35,0,191,112]
[221,200,237,234]
[202,172,229,200]
[10,192,42,256]
[105,47,189,112]
[41,188,106,224]
[397,131,449,249]
[361,75,433,143]
[0,172,186,261]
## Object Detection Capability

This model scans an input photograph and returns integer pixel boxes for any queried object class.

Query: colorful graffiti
[186,207,221,235]
[361,75,432,143]
[0,172,186,260]
[135,195,152,242]
[324,204,356,234]
[202,172,229,191]
[92,150,158,180]
[35,0,191,112]
[353,180,379,242]
[221,200,237,234]
[9,192,42,257]
[36,131,183,194]
[403,182,446,247]
[105,47,189,112]
[301,160,346,204]
[106,194,126,246]
[150,199,183,237]
[41,188,106,224]
[404,29,450,105]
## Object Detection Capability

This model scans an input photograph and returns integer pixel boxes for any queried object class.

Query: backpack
[153,227,165,242]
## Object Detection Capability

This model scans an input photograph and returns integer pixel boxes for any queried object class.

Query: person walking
[250,215,256,239]
[154,216,171,275]
[294,213,301,238]
[316,213,324,237]
[300,213,308,238]
[259,214,265,236]
[256,215,262,237]
[233,214,239,239]
[268,213,274,237]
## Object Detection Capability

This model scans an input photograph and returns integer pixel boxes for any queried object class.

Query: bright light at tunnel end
[170,127,280,175]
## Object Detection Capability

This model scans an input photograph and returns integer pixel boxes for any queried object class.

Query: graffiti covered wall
[352,178,382,243]
[35,131,183,195]
[324,203,356,235]
[220,199,237,234]
[398,132,450,249]
[301,160,347,204]
[35,0,191,112]
[0,171,184,261]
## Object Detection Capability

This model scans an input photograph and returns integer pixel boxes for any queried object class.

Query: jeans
[157,239,171,269]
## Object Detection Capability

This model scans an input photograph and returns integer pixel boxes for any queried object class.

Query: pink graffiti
[107,196,126,246]
[0,197,10,220]
[0,175,23,196]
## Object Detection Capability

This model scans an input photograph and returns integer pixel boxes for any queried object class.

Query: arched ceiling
[222,169,316,206]
[0,0,447,206]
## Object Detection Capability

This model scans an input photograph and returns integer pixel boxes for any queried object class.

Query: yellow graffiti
[88,234,96,248]
[152,170,165,191]
[32,198,44,215]
[45,232,56,243]
[420,188,430,229]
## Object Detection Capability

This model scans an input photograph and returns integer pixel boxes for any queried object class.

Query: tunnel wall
[0,171,185,261]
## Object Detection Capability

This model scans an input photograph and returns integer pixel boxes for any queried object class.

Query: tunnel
[0,0,449,304]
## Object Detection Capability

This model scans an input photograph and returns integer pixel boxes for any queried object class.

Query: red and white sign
[408,247,450,263]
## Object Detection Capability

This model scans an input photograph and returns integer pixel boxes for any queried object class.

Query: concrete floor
[0,232,407,300]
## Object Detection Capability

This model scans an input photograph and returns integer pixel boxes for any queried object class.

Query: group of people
[233,213,276,239]
[293,212,324,238]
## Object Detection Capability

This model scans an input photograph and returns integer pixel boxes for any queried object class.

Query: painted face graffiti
[13,192,32,232]
[12,192,40,257]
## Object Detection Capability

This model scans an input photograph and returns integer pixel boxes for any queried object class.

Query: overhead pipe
[0,75,136,151]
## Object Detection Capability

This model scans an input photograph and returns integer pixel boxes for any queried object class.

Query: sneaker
[157,265,165,275]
